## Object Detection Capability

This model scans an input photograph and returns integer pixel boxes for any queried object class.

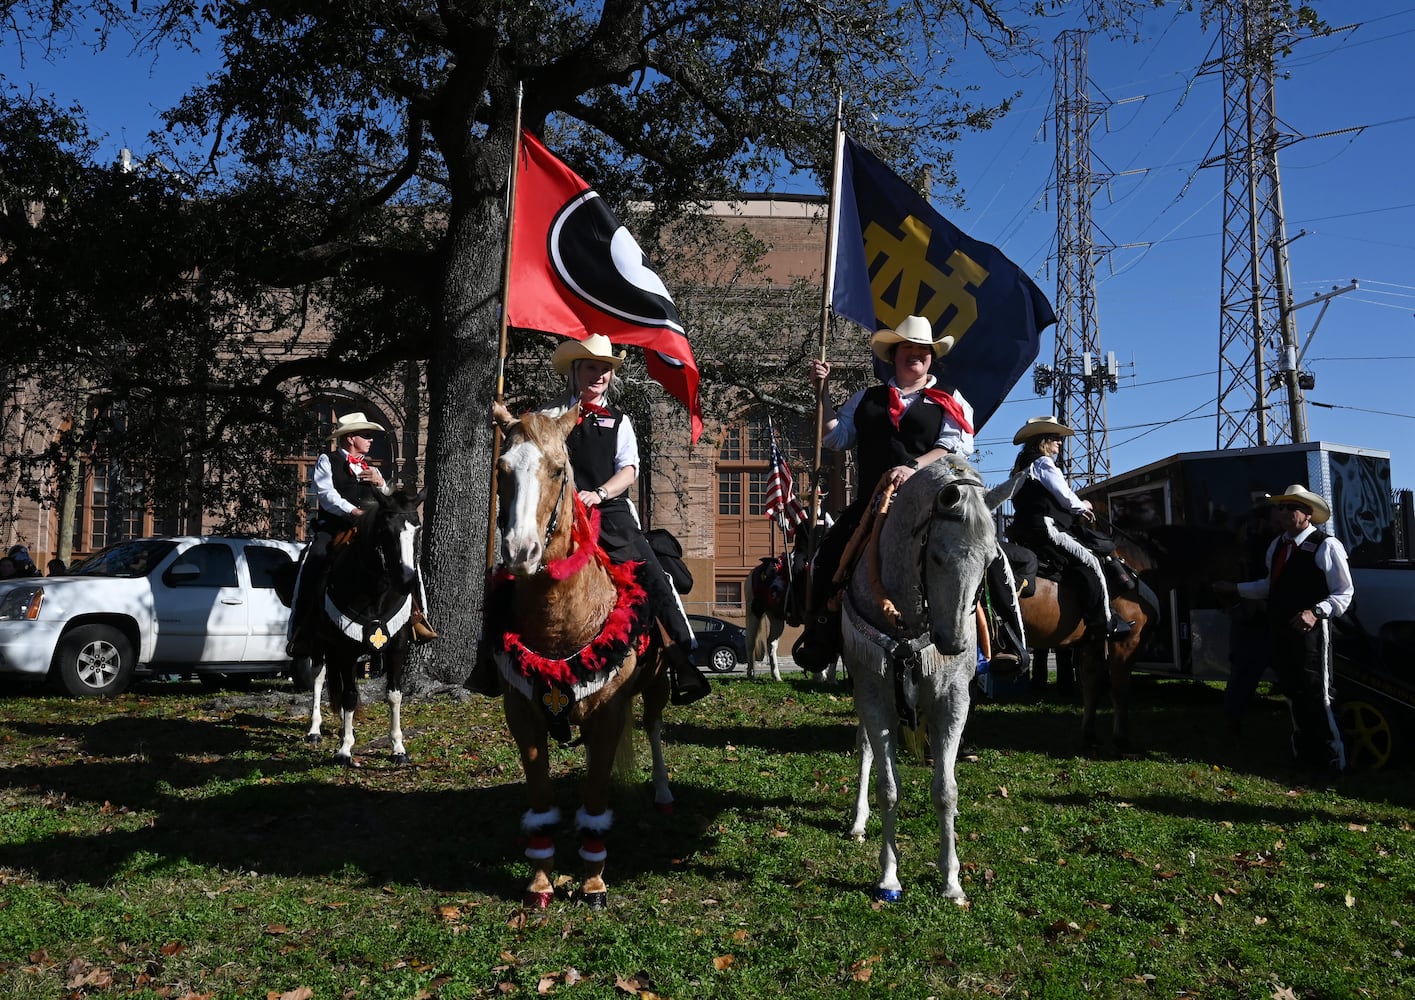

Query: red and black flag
[509,131,703,443]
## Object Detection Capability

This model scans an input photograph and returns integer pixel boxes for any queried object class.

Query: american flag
[765,443,810,539]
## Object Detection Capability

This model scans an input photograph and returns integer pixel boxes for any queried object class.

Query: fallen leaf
[275,989,313,1000]
[1348,823,1368,833]
[537,974,557,994]
[614,972,653,994]
[731,929,750,941]
[160,941,185,957]
[564,968,582,986]
[712,955,734,971]
[998,786,1009,798]
[265,924,289,935]
[1254,916,1268,925]
[1346,892,1356,908]
[1271,988,1298,1000]
[850,955,880,982]
[437,905,462,922]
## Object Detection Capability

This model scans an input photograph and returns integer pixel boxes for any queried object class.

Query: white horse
[842,457,997,903]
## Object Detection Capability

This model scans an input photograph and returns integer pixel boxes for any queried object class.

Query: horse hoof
[654,801,675,816]
[872,887,903,903]
[523,890,554,909]
[333,754,358,768]
[577,890,608,911]
[390,752,410,767]
[304,734,320,745]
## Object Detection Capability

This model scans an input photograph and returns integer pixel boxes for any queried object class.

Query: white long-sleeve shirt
[311,450,391,517]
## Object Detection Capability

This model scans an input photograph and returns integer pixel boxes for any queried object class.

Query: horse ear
[985,471,1026,513]
[413,488,427,507]
[556,406,580,438]
[491,401,518,432]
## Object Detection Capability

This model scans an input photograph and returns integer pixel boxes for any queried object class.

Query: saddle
[749,555,792,619]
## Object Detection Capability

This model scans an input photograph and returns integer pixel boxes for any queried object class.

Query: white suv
[0,536,303,697]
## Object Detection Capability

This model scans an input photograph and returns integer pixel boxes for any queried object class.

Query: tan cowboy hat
[329,412,385,440]
[870,315,955,364]
[1266,484,1331,525]
[551,333,626,376]
[1012,415,1076,445]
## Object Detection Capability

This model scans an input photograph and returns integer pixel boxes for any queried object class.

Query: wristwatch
[1312,606,1328,619]
[596,486,609,501]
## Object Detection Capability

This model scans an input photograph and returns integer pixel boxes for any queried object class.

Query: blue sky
[934,3,1415,489]
[6,3,1415,489]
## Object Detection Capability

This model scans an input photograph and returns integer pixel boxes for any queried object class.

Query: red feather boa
[491,497,653,686]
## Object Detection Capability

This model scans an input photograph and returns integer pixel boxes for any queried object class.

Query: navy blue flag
[832,135,1056,431]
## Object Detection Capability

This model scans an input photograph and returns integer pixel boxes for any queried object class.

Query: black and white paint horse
[304,489,426,767]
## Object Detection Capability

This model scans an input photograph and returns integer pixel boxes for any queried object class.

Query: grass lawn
[0,670,1410,999]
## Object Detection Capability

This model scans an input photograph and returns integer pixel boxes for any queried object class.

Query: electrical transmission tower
[1039,28,1118,488]
[1207,0,1303,448]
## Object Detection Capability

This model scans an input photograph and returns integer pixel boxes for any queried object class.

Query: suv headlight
[0,586,43,621]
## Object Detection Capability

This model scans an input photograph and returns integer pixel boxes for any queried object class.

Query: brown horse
[1013,539,1160,750]
[492,406,672,910]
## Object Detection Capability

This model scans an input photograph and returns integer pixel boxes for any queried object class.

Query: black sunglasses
[1275,503,1310,513]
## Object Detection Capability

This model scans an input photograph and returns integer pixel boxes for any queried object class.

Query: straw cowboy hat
[870,315,955,364]
[1266,484,1332,525]
[1012,415,1076,445]
[551,334,626,376]
[329,412,386,440]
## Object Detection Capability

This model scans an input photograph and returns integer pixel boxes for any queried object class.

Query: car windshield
[72,539,180,578]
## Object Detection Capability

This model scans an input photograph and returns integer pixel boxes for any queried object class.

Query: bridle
[540,466,571,554]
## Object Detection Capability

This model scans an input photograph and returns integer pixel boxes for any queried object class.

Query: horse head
[376,489,425,592]
[496,407,580,576]
[883,457,996,655]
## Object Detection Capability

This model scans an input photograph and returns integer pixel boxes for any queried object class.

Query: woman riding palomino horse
[794,316,1028,672]
[470,335,709,705]
[1007,415,1132,641]
[491,403,674,909]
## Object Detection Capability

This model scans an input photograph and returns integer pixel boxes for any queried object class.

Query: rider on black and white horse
[287,412,437,657]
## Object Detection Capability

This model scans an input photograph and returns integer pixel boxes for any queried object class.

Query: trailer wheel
[1339,699,1396,770]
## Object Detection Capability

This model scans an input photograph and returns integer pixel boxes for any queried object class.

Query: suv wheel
[53,625,135,698]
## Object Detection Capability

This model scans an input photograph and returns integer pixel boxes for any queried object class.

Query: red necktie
[1271,539,1295,579]
[887,386,976,435]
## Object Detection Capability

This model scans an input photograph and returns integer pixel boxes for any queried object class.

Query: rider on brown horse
[1006,415,1132,641]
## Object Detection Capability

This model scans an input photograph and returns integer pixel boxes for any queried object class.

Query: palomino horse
[842,457,997,902]
[304,489,425,767]
[1014,538,1159,751]
[744,552,802,681]
[493,406,672,910]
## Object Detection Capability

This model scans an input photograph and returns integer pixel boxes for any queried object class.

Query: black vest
[852,385,945,495]
[565,404,637,553]
[1011,474,1075,536]
[1267,534,1332,622]
[318,451,381,528]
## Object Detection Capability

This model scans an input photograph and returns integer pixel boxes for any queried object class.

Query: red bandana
[888,385,975,435]
[578,401,611,425]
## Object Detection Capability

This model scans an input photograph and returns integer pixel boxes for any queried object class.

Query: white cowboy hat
[870,315,955,364]
[329,412,386,440]
[551,334,626,376]
[1012,415,1076,445]
[1265,484,1331,525]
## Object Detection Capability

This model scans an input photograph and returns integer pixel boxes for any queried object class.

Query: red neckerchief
[887,385,974,434]
[345,450,368,471]
[578,400,611,425]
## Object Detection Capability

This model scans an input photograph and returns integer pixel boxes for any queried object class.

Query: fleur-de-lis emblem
[368,627,389,650]
[542,686,571,715]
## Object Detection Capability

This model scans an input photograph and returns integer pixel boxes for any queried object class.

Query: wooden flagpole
[486,84,525,571]
[804,94,845,612]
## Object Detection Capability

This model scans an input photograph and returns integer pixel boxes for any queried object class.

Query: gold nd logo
[861,215,989,342]
[542,685,571,716]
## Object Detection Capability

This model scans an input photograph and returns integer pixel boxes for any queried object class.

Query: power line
[1309,400,1415,420]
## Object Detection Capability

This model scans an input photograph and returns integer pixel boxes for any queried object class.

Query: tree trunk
[410,164,508,688]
